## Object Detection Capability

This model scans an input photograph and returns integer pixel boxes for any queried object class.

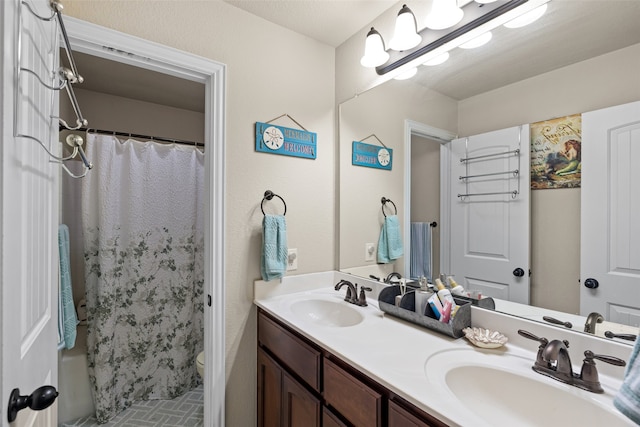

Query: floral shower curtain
[82,133,205,423]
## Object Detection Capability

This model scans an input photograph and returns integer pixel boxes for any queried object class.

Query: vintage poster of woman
[530,114,582,189]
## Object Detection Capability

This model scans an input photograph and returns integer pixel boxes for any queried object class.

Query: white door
[2,1,59,425]
[580,101,640,325]
[449,126,530,304]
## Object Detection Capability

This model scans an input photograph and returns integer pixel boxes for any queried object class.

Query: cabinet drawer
[258,311,321,391]
[324,358,382,427]
[389,398,449,427]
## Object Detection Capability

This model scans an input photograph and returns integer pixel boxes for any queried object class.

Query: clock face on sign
[378,148,390,166]
[263,126,284,150]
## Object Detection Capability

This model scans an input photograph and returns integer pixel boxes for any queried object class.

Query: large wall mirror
[338,1,640,342]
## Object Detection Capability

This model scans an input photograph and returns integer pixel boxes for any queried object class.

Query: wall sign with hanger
[352,134,392,170]
[255,114,317,159]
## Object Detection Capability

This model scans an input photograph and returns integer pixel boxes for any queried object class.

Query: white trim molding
[64,17,226,426]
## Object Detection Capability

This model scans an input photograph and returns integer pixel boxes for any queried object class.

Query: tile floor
[60,385,203,427]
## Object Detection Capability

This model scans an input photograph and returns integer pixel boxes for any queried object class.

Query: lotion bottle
[448,276,466,297]
[435,278,456,308]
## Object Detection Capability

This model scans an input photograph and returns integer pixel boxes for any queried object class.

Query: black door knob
[584,278,599,289]
[513,268,525,277]
[7,386,58,422]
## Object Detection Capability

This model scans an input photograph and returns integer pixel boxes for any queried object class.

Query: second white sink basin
[425,348,632,426]
[290,299,364,327]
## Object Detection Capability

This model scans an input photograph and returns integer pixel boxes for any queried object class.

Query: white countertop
[254,271,633,427]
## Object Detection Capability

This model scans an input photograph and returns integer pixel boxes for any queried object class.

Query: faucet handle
[518,330,551,368]
[584,350,626,367]
[358,286,372,307]
[579,350,626,392]
[518,329,549,347]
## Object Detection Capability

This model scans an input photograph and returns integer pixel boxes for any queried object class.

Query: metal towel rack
[381,197,397,217]
[16,0,92,178]
[457,130,522,200]
[261,190,287,216]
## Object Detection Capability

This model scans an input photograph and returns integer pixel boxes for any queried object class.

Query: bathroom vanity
[258,309,445,426]
[255,271,634,426]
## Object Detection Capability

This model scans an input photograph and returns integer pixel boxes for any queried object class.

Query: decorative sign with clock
[352,141,393,170]
[255,122,317,159]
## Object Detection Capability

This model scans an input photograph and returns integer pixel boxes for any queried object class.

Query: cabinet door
[258,348,283,427]
[323,407,348,427]
[283,371,321,427]
[324,358,382,427]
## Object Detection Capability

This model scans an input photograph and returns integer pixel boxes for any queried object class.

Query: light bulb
[424,0,464,30]
[393,67,418,80]
[360,27,389,68]
[423,52,450,66]
[389,5,422,51]
[504,4,548,28]
[459,31,493,49]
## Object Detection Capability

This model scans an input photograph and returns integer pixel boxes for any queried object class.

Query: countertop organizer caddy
[378,285,495,338]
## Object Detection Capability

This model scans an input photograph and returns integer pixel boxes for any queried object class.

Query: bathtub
[58,325,95,424]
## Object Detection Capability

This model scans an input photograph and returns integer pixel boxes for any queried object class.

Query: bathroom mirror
[338,1,640,341]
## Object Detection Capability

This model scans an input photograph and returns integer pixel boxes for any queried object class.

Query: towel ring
[381,197,397,217]
[261,190,287,216]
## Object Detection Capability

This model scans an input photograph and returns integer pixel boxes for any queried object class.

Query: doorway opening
[57,18,225,426]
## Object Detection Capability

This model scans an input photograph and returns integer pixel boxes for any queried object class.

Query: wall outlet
[287,248,298,271]
[365,243,375,262]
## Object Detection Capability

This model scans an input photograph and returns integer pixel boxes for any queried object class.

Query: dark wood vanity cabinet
[257,309,449,427]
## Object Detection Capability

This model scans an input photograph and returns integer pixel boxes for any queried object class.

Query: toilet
[196,351,204,379]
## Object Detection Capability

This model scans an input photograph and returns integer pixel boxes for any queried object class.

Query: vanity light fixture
[389,5,422,51]
[458,31,493,49]
[362,0,551,76]
[423,52,450,66]
[360,27,390,67]
[503,3,548,28]
[424,0,465,30]
[393,67,418,80]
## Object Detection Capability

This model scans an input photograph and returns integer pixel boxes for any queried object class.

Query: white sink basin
[425,348,632,426]
[290,299,364,327]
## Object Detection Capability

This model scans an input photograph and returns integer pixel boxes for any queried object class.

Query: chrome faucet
[584,312,604,334]
[519,329,626,393]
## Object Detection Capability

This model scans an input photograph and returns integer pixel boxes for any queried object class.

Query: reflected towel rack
[261,190,287,216]
[459,169,519,180]
[381,197,397,217]
[460,149,520,163]
[458,128,522,200]
[16,0,91,178]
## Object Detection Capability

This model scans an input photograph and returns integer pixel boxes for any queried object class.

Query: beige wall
[458,43,640,313]
[63,2,335,425]
[339,79,457,273]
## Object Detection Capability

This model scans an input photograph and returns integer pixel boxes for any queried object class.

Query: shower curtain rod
[61,126,204,149]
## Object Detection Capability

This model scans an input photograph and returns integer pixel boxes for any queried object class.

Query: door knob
[513,268,525,277]
[584,278,599,289]
[7,386,58,422]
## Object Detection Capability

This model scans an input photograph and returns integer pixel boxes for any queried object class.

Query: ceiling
[70,0,640,110]
[223,0,398,48]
